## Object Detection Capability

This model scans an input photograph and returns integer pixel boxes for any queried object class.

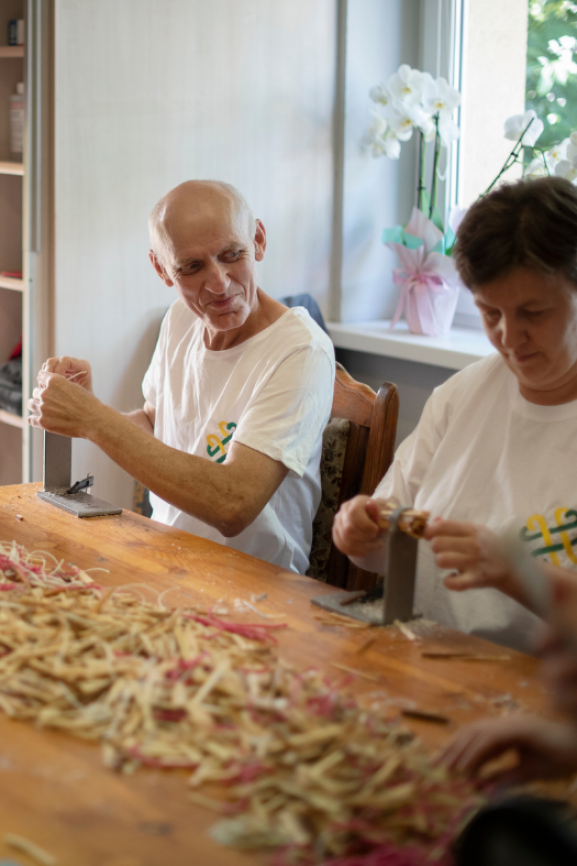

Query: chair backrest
[307,366,399,591]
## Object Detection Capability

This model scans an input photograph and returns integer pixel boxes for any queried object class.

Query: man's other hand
[38,357,94,393]
[332,495,389,559]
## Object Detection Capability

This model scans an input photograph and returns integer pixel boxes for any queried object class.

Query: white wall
[53,0,337,508]
[341,0,421,323]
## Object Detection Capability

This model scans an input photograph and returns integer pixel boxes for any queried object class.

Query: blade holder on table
[36,431,122,518]
[310,506,418,625]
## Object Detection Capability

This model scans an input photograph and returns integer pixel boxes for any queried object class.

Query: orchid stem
[481,117,535,197]
[532,147,550,176]
[429,114,441,220]
[418,131,426,212]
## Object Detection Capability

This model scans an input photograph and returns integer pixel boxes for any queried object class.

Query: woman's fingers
[424,519,477,540]
[442,571,478,591]
[428,536,477,555]
[333,495,386,559]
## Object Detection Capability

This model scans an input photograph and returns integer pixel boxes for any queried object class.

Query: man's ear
[253,219,267,262]
[149,250,174,287]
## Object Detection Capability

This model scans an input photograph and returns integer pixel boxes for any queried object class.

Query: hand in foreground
[539,569,577,722]
[38,356,93,393]
[424,519,524,602]
[439,715,577,785]
[28,372,104,439]
[332,495,391,559]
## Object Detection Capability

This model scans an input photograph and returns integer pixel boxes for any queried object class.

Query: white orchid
[365,114,389,156]
[525,154,548,178]
[567,132,577,162]
[521,129,577,185]
[365,64,461,224]
[386,106,415,142]
[544,138,568,169]
[369,83,393,109]
[422,76,461,117]
[504,110,544,147]
[365,114,401,159]
[420,116,437,143]
[555,155,577,182]
[387,64,429,106]
[381,131,401,159]
[438,115,460,146]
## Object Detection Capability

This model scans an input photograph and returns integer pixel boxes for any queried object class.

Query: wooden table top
[0,483,551,866]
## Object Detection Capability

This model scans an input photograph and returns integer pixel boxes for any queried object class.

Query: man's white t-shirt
[364,352,577,653]
[142,301,335,574]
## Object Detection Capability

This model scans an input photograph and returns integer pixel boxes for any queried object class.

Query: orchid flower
[525,154,549,178]
[504,110,544,147]
[365,64,461,220]
[365,114,401,159]
[422,76,461,117]
[555,155,577,182]
[369,83,393,109]
[386,106,415,142]
[387,64,429,106]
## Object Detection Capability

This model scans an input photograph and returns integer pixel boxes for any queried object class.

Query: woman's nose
[498,315,524,349]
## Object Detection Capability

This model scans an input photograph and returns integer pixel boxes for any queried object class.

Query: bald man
[29,181,335,573]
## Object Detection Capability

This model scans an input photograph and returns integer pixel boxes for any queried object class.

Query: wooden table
[0,484,550,866]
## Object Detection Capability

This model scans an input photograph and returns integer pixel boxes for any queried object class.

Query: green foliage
[526,1,577,149]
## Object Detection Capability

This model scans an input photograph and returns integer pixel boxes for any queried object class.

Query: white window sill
[327,320,495,371]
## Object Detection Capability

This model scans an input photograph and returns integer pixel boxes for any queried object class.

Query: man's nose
[204,262,229,294]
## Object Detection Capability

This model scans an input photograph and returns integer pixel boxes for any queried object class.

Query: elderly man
[29,180,335,573]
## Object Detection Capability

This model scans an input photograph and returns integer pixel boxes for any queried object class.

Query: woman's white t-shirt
[142,301,335,574]
[369,352,577,652]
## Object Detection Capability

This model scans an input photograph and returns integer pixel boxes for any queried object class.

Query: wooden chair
[306,366,399,591]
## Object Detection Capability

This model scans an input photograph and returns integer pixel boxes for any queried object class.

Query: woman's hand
[424,519,525,603]
[332,495,390,559]
[439,715,577,784]
[38,357,93,393]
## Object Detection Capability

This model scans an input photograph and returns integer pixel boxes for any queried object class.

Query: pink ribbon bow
[390,268,452,336]
[384,208,462,337]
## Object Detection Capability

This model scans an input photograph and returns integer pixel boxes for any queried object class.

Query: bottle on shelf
[9,82,24,159]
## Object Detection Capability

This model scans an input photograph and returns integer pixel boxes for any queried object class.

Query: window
[526,2,577,146]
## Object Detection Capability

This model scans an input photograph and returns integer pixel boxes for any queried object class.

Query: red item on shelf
[8,337,22,360]
[0,271,23,279]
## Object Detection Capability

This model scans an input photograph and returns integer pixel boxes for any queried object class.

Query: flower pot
[383,207,462,337]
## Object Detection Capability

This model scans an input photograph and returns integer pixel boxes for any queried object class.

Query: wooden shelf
[0,409,24,429]
[0,161,24,176]
[0,275,23,292]
[0,46,24,59]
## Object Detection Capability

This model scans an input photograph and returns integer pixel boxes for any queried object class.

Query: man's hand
[332,495,390,559]
[424,519,526,602]
[439,715,577,785]
[38,357,93,393]
[28,373,104,438]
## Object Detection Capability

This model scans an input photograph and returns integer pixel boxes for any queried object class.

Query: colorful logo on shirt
[520,507,577,565]
[206,421,237,463]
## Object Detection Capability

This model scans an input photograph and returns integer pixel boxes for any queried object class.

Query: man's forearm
[89,404,281,536]
[122,408,154,435]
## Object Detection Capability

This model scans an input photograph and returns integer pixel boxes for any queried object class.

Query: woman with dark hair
[333,176,577,652]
